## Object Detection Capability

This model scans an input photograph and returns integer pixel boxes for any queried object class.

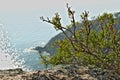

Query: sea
[0,24,58,71]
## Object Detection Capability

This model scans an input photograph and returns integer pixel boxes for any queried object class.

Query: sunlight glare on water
[0,25,25,70]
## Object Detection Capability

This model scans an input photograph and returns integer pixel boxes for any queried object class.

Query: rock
[0,65,119,80]
[31,65,97,80]
[71,76,82,80]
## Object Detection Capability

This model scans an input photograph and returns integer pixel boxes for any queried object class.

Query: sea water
[0,24,58,71]
[0,25,43,71]
[0,25,23,70]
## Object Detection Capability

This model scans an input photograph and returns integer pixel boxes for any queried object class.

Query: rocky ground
[0,65,119,80]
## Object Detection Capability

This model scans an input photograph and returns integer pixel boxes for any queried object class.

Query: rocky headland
[32,12,120,56]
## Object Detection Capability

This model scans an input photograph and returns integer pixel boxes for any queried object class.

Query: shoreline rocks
[0,65,120,80]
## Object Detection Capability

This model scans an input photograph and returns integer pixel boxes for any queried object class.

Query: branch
[66,3,77,42]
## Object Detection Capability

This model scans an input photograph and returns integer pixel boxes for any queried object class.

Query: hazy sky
[0,0,120,12]
[0,0,120,24]
[0,0,120,46]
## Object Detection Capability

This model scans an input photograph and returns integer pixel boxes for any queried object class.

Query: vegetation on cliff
[39,4,120,74]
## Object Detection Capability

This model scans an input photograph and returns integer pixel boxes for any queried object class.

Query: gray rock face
[34,12,120,55]
[0,66,119,80]
[31,65,120,80]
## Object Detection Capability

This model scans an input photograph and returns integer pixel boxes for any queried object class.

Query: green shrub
[40,4,120,72]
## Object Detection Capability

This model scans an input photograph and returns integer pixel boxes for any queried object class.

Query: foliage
[39,53,50,69]
[40,4,120,72]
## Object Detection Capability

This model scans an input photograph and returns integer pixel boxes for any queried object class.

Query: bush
[40,4,120,72]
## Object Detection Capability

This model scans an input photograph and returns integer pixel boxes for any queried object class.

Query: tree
[40,4,120,73]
